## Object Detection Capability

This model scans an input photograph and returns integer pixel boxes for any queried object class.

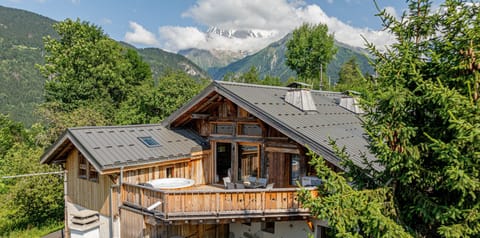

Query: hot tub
[144,178,195,189]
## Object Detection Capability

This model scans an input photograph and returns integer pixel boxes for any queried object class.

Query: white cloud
[154,0,395,52]
[384,6,399,20]
[101,18,112,25]
[124,21,159,46]
[158,26,206,51]
[159,26,282,53]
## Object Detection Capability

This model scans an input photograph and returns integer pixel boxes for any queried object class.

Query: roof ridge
[216,81,289,90]
[68,123,164,131]
[216,81,344,94]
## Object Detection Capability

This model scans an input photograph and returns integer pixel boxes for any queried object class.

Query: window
[261,222,275,234]
[238,145,260,181]
[316,225,333,238]
[78,154,87,179]
[138,136,161,147]
[238,123,262,136]
[166,167,174,178]
[290,154,301,185]
[78,152,99,183]
[211,123,234,135]
[89,166,98,182]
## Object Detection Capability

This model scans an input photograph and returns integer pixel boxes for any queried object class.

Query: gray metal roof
[165,81,379,171]
[40,124,208,172]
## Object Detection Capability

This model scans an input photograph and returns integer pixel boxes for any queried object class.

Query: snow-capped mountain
[206,27,277,40]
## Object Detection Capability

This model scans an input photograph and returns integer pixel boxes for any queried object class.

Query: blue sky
[0,0,445,52]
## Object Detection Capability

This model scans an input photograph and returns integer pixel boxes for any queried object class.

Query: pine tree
[299,1,480,237]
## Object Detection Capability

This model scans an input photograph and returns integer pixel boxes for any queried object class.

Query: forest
[0,0,479,237]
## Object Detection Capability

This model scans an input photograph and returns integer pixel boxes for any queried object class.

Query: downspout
[109,184,117,238]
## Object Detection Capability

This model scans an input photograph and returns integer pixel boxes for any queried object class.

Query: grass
[0,221,64,238]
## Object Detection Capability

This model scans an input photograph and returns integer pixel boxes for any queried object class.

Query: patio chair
[226,182,235,189]
[223,177,231,188]
[235,183,245,189]
[248,176,257,184]
[258,178,267,188]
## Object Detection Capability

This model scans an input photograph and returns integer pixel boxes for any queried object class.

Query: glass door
[216,142,232,184]
[237,144,260,182]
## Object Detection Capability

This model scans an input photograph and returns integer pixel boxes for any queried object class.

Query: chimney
[336,97,364,114]
[284,88,317,112]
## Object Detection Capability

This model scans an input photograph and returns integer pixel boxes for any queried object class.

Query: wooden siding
[65,149,115,216]
[267,152,290,188]
[122,183,317,222]
[121,207,145,237]
[122,150,212,185]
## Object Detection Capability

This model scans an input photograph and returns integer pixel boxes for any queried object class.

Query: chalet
[40,81,375,238]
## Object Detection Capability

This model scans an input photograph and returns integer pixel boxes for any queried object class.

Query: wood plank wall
[266,152,290,188]
[120,208,145,237]
[122,151,212,185]
[65,149,115,216]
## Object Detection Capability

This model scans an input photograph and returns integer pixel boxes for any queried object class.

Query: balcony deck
[121,183,317,224]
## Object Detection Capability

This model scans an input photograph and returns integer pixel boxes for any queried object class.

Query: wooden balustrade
[121,183,317,221]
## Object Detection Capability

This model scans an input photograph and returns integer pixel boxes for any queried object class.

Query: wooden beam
[191,113,210,119]
[101,157,199,175]
[265,147,300,154]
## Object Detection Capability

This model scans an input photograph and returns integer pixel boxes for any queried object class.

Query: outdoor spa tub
[143,178,195,189]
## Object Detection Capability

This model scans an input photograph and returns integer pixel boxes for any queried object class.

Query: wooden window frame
[290,154,301,186]
[237,122,262,137]
[78,152,99,183]
[78,153,88,179]
[166,166,174,178]
[210,122,235,135]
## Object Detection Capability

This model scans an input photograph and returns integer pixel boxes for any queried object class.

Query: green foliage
[359,0,480,236]
[285,23,337,88]
[1,143,63,230]
[334,57,370,93]
[224,66,260,84]
[132,46,209,81]
[37,19,153,114]
[116,70,208,124]
[223,66,282,86]
[0,114,27,158]
[298,149,411,238]
[37,103,110,143]
[0,116,63,235]
[0,221,63,238]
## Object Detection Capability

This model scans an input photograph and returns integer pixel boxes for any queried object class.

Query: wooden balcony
[121,183,317,223]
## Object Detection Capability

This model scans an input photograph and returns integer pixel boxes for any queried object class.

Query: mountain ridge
[0,5,207,126]
[206,33,374,82]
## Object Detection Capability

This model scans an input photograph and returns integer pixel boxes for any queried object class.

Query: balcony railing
[121,183,317,221]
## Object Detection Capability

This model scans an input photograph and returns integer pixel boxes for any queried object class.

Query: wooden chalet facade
[41,81,374,238]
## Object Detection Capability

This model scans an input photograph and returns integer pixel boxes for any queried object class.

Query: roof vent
[284,88,317,112]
